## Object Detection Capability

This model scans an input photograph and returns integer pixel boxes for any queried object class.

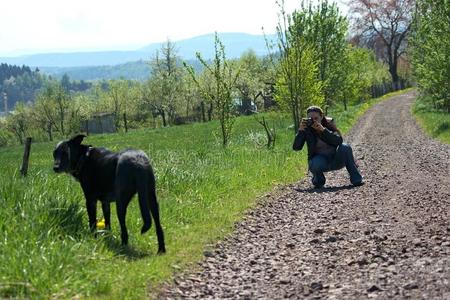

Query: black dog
[53,134,165,254]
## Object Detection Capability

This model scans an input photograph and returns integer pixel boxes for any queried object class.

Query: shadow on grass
[100,233,152,261]
[295,184,360,193]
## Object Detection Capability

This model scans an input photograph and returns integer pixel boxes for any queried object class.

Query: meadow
[0,92,403,299]
[413,99,450,145]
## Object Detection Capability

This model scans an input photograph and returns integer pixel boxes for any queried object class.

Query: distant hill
[0,32,275,68]
[40,59,205,81]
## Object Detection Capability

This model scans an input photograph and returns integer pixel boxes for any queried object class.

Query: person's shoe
[312,174,325,188]
[352,180,364,187]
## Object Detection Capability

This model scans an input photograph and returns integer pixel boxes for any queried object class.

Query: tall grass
[413,96,450,145]
[0,92,401,298]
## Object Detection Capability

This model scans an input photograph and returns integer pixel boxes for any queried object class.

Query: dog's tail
[137,174,152,234]
[137,165,166,254]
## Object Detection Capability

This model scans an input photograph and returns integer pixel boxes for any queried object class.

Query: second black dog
[53,134,165,254]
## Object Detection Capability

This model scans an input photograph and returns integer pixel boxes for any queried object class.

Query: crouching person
[293,106,363,188]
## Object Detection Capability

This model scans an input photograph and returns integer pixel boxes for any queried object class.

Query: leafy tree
[340,46,389,109]
[270,1,324,132]
[235,50,269,114]
[293,0,348,108]
[349,0,414,88]
[96,80,131,130]
[179,73,202,122]
[185,33,240,147]
[5,102,31,144]
[0,63,47,111]
[32,82,84,139]
[61,73,71,93]
[410,0,450,112]
[148,40,184,126]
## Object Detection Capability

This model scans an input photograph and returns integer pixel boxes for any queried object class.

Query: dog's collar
[72,146,93,178]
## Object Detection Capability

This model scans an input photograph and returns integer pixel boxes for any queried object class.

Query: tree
[270,0,324,132]
[293,0,348,108]
[5,102,30,144]
[185,33,240,147]
[234,50,273,115]
[33,92,56,141]
[96,80,131,130]
[410,0,450,112]
[61,73,71,93]
[340,46,389,109]
[148,40,184,126]
[349,0,414,88]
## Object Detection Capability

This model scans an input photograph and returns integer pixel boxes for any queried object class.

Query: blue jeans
[308,143,362,187]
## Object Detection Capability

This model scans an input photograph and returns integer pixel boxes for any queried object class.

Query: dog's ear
[69,134,86,145]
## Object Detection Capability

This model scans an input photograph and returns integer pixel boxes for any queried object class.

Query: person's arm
[320,128,343,146]
[311,119,343,146]
[320,119,342,146]
[293,130,306,151]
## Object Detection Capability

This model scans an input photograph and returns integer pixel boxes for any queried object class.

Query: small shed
[83,112,116,134]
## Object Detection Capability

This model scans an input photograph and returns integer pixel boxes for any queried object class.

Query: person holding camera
[293,105,363,188]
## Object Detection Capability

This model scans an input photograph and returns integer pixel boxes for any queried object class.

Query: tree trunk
[47,123,53,141]
[161,110,167,127]
[200,101,206,122]
[208,103,213,121]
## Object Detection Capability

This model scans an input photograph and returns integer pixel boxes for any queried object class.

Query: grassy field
[413,99,450,145]
[0,91,404,299]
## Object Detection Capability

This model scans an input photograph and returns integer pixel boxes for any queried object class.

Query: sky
[0,0,348,57]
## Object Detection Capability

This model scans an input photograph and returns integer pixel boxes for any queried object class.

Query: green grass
[413,97,450,145]
[0,90,406,299]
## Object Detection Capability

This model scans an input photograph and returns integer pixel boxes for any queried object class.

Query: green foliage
[349,0,414,86]
[0,64,46,111]
[413,95,450,143]
[146,40,185,126]
[340,45,391,109]
[5,103,31,144]
[274,45,324,129]
[272,1,325,132]
[292,0,348,107]
[35,83,85,138]
[410,0,450,112]
[185,33,240,147]
[235,50,274,114]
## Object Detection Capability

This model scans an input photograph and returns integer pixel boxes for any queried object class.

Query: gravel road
[159,91,450,299]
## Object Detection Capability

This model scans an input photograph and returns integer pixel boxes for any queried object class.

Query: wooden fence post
[20,137,32,177]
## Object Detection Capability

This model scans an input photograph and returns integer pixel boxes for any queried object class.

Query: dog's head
[53,134,86,173]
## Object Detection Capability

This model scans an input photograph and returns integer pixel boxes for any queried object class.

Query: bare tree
[349,0,414,89]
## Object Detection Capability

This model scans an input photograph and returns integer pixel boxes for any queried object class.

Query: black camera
[303,117,314,127]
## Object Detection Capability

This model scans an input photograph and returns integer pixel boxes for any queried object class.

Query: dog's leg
[116,190,133,246]
[149,189,166,254]
[101,201,111,230]
[86,197,97,232]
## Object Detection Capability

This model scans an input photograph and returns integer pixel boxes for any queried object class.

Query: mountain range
[0,32,275,68]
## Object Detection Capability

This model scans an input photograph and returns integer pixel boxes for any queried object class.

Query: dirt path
[159,91,450,299]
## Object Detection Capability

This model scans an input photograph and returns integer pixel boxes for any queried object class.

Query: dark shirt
[292,118,343,160]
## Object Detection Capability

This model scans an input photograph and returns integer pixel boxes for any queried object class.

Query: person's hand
[311,120,325,133]
[299,119,308,131]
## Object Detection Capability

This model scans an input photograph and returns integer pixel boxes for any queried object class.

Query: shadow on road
[295,184,360,193]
